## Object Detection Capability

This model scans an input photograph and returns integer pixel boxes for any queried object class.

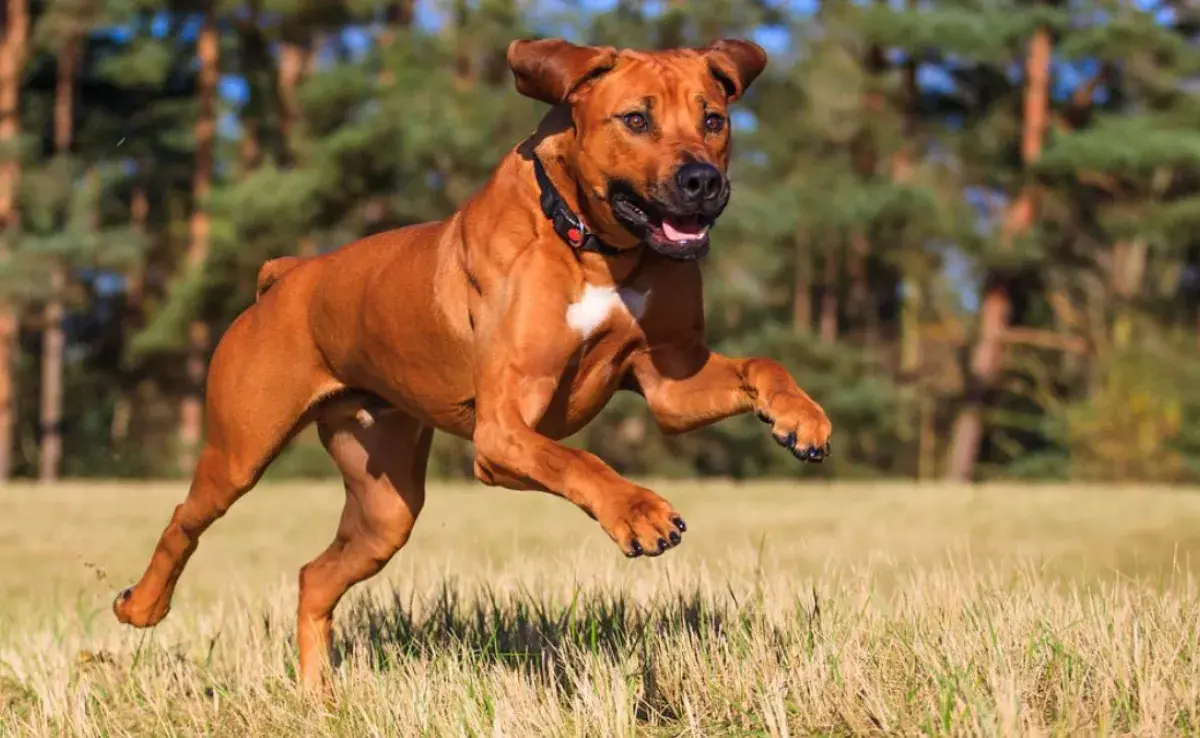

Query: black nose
[675,162,724,204]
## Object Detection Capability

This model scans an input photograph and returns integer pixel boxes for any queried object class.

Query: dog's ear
[703,39,768,101]
[507,38,618,105]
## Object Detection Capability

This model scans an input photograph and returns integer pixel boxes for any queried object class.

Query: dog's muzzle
[609,166,730,261]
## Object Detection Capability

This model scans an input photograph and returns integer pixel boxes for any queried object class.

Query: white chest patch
[566,284,649,339]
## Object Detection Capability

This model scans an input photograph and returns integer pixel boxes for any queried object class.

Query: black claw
[774,431,796,448]
[668,530,681,545]
[671,516,687,532]
[628,540,643,557]
[657,537,669,552]
[756,410,772,424]
[118,587,132,602]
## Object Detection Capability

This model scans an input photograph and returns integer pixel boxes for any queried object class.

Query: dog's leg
[473,379,687,558]
[296,408,430,690]
[112,446,258,627]
[632,347,833,462]
[468,275,688,558]
[113,306,331,628]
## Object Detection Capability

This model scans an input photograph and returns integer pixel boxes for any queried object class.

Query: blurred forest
[2,0,1200,483]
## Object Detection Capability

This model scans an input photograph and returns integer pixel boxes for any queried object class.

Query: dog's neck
[518,109,642,284]
[518,107,582,206]
[542,163,642,285]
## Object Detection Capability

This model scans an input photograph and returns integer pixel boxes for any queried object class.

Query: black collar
[531,154,625,258]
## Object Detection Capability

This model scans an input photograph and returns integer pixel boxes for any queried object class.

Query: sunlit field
[1,480,1199,736]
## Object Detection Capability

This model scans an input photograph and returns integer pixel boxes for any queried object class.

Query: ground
[0,479,1198,736]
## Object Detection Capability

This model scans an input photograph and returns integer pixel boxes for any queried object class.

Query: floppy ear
[507,38,618,105]
[703,39,768,101]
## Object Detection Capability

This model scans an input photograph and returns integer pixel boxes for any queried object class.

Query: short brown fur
[113,38,831,690]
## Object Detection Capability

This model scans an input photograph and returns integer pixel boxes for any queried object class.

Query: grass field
[1,479,1200,736]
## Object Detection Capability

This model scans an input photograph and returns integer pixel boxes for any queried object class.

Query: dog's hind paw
[112,585,171,628]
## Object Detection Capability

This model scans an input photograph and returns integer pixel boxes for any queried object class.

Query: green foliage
[1038,116,1200,177]
[857,3,1062,61]
[7,0,1200,483]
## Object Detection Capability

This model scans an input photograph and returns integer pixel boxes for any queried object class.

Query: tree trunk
[845,37,888,352]
[236,0,263,178]
[944,25,1051,483]
[898,276,921,377]
[111,184,148,445]
[38,267,65,481]
[894,48,922,475]
[847,232,876,348]
[39,36,80,482]
[238,118,260,178]
[944,283,1013,481]
[277,38,305,165]
[366,2,414,231]
[278,34,319,257]
[819,233,840,344]
[0,0,29,481]
[376,0,414,87]
[178,11,219,474]
[899,268,924,475]
[239,125,260,178]
[918,391,937,480]
[793,229,812,334]
[1109,240,1147,350]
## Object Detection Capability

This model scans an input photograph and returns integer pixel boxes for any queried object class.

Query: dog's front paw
[598,490,687,558]
[756,395,832,463]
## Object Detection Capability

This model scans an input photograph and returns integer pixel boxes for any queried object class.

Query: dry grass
[1,479,1200,736]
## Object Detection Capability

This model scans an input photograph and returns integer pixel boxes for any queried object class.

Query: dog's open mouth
[609,187,713,261]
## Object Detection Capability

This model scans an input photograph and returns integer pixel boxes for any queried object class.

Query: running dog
[113,37,832,688]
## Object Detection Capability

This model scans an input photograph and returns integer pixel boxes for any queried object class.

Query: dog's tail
[255,256,303,301]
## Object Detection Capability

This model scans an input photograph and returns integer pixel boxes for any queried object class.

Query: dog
[112,37,832,689]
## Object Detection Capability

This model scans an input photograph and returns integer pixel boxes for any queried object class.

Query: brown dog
[112,37,832,688]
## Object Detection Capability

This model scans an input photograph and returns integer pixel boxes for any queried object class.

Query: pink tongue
[662,217,706,242]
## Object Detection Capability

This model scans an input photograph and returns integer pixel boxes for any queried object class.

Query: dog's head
[508,38,767,260]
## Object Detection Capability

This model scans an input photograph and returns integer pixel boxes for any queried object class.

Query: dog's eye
[704,113,726,134]
[622,112,649,133]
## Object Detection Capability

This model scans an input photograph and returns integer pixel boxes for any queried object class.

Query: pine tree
[178,5,219,473]
[362,1,414,231]
[1024,0,1200,479]
[110,182,147,447]
[0,0,1196,483]
[274,2,320,257]
[91,5,199,471]
[36,20,79,482]
[945,10,1054,482]
[27,0,115,481]
[0,0,29,480]
[235,0,265,178]
[11,0,162,477]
